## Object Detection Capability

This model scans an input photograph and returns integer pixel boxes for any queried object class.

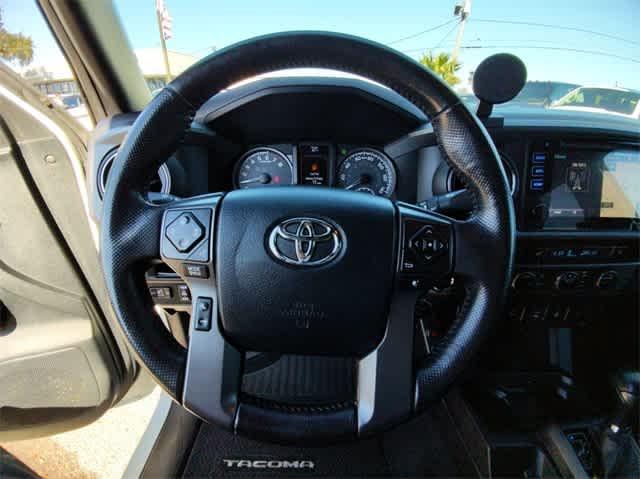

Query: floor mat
[182,401,475,478]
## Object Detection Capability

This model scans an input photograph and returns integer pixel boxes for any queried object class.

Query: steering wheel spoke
[356,204,454,435]
[357,288,420,436]
[182,292,243,426]
[156,193,246,426]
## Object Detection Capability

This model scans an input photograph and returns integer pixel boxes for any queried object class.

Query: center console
[457,135,640,477]
[512,137,640,326]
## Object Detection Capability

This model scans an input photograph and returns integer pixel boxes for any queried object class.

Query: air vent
[447,153,517,196]
[97,148,171,198]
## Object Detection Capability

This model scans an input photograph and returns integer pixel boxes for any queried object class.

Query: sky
[2,0,639,90]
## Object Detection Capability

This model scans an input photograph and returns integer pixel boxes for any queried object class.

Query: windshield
[112,0,638,120]
[10,0,639,121]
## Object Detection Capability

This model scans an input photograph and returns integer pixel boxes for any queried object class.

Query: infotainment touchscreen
[547,148,640,222]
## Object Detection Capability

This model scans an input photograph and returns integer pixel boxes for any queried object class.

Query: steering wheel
[101,32,515,443]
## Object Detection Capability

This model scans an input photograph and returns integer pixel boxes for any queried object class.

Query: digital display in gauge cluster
[234,144,397,197]
[298,144,331,186]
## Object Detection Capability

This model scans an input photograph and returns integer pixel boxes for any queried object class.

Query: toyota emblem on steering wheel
[268,217,343,266]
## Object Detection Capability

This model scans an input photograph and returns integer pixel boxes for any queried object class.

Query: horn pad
[216,187,396,356]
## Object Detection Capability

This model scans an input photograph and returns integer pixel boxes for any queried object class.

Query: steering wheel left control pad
[161,209,212,266]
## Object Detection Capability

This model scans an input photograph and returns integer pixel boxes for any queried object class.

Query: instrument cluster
[234,143,397,198]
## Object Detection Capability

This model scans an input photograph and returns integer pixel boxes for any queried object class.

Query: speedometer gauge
[235,148,294,189]
[337,149,396,197]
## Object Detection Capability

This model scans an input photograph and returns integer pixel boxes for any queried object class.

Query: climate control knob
[529,204,549,226]
[512,272,538,290]
[555,271,580,290]
[596,270,618,290]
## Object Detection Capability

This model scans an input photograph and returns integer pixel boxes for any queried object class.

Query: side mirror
[473,53,527,118]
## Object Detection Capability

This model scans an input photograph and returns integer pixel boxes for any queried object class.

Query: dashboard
[87,75,640,326]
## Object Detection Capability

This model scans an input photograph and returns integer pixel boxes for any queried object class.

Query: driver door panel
[0,68,134,440]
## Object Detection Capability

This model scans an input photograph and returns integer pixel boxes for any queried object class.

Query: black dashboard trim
[517,231,640,240]
[195,76,427,126]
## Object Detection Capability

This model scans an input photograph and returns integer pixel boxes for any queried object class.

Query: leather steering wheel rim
[101,31,515,443]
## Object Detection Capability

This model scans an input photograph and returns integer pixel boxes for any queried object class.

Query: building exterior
[27,48,197,98]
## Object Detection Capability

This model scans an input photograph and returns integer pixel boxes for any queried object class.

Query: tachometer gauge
[235,148,294,189]
[337,149,396,197]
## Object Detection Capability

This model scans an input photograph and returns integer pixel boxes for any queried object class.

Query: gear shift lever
[600,371,640,478]
[608,371,640,434]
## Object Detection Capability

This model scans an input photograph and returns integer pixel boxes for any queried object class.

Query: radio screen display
[548,149,640,222]
[600,151,640,218]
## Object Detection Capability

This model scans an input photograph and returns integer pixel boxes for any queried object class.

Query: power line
[387,19,456,45]
[401,44,640,64]
[462,45,640,64]
[463,38,598,46]
[472,19,640,47]
[188,45,217,56]
[433,21,460,49]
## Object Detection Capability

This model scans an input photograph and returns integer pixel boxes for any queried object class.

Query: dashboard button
[530,179,545,191]
[610,246,629,260]
[524,303,548,322]
[532,152,547,164]
[531,165,545,177]
[548,303,568,321]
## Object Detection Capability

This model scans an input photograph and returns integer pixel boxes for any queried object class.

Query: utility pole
[156,0,173,85]
[451,0,472,63]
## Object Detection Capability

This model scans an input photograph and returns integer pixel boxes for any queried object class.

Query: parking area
[1,388,160,479]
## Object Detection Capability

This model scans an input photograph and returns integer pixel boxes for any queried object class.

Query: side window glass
[1,2,93,130]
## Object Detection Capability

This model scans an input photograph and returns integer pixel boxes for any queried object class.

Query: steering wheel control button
[187,241,209,262]
[161,208,212,262]
[149,287,172,299]
[399,214,452,280]
[409,226,447,262]
[178,284,191,301]
[194,297,212,331]
[166,212,204,252]
[184,263,209,279]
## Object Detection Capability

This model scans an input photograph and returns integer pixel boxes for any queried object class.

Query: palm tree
[419,51,461,87]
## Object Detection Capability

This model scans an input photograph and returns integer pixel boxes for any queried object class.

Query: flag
[156,0,173,41]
